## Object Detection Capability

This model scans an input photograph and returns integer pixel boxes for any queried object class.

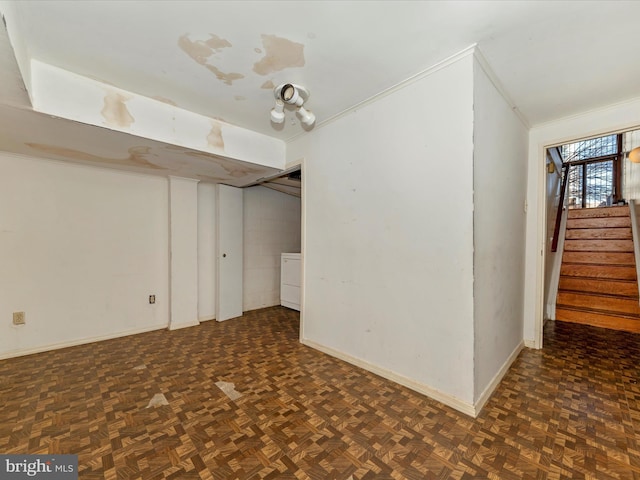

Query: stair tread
[556,304,640,320]
[557,289,639,299]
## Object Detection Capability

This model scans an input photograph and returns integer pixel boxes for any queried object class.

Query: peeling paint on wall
[260,80,275,90]
[207,120,225,150]
[102,91,135,128]
[178,34,245,86]
[253,34,305,75]
[25,143,164,170]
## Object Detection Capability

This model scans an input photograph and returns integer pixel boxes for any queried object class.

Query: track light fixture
[270,83,315,127]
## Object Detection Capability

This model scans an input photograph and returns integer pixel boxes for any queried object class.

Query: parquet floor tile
[1,308,640,479]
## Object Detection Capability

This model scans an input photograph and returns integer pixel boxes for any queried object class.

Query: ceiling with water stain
[0,1,640,184]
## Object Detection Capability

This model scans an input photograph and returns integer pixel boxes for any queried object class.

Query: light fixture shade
[296,106,315,127]
[270,100,285,123]
[630,146,640,163]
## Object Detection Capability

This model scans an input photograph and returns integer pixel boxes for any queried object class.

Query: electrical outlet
[149,295,156,304]
[13,312,25,325]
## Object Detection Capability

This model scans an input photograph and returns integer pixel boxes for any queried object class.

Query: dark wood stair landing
[556,205,640,333]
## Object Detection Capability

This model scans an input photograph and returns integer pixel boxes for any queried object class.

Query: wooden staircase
[556,205,640,333]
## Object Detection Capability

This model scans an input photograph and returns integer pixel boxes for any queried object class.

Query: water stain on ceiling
[26,143,163,169]
[178,33,245,86]
[253,34,305,76]
[206,121,225,150]
[260,80,275,90]
[151,96,178,107]
[102,91,135,128]
[180,149,263,178]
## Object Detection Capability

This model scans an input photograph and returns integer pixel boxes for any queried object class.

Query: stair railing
[628,199,640,306]
[546,206,569,320]
[551,162,570,252]
[546,147,569,320]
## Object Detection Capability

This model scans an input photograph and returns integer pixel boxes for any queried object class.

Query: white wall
[197,183,216,321]
[524,96,640,347]
[472,59,528,404]
[168,176,199,330]
[0,152,169,359]
[287,52,476,409]
[243,186,301,311]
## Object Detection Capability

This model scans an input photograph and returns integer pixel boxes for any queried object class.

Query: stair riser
[558,277,639,297]
[557,292,640,315]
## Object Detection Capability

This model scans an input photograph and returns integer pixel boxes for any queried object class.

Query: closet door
[216,184,243,321]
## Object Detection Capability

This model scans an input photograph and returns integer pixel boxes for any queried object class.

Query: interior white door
[216,184,243,321]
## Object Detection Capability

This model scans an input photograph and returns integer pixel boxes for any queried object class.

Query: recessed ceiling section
[259,169,301,197]
[0,103,280,186]
[29,60,286,170]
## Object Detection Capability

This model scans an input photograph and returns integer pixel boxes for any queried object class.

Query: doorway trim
[527,97,640,349]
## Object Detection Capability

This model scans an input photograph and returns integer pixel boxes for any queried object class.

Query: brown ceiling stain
[234,95,246,101]
[197,174,226,183]
[207,121,225,150]
[152,96,178,106]
[253,35,305,75]
[182,150,263,178]
[25,143,163,170]
[260,80,275,90]
[178,34,213,65]
[102,91,135,128]
[203,64,244,85]
[178,34,244,86]
[204,34,232,51]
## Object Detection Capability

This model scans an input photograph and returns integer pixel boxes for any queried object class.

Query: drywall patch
[253,34,305,75]
[207,120,225,150]
[26,143,164,170]
[146,393,169,408]
[178,33,244,85]
[102,91,135,128]
[215,381,242,400]
[260,80,275,90]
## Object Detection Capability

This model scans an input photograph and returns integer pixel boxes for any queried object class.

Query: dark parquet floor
[1,307,640,479]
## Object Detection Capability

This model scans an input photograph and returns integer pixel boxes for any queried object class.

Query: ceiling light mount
[270,83,315,127]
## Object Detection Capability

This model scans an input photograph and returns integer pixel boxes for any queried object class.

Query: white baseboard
[473,341,524,415]
[524,339,537,348]
[0,323,168,361]
[301,338,476,417]
[199,316,216,322]
[168,320,200,331]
